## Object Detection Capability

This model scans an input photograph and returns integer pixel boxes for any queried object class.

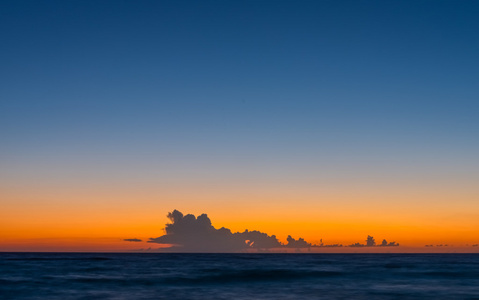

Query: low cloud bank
[124,238,142,242]
[349,235,399,247]
[133,210,399,252]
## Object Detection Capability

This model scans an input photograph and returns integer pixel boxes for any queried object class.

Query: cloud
[379,239,399,247]
[349,242,366,248]
[123,238,142,242]
[140,210,400,252]
[349,236,399,247]
[313,239,343,248]
[242,230,282,248]
[148,210,283,252]
[285,235,311,248]
[314,244,343,248]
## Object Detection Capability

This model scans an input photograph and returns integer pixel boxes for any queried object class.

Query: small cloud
[349,236,399,247]
[123,238,142,242]
[312,239,342,248]
[472,244,478,247]
[319,244,343,248]
[349,242,365,248]
[285,235,311,248]
[366,235,376,247]
[379,239,399,247]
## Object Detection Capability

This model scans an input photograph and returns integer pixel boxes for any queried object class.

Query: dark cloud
[349,242,366,248]
[123,238,142,242]
[242,230,282,248]
[379,239,399,247]
[366,235,376,247]
[285,235,311,248]
[313,239,343,248]
[314,244,343,248]
[349,236,399,247]
[142,210,400,252]
[148,210,283,252]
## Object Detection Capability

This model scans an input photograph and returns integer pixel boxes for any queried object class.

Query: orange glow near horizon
[2,175,479,252]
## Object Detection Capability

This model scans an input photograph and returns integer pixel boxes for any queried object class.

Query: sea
[1,253,479,299]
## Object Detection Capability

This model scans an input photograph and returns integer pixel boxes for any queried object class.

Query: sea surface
[1,253,479,299]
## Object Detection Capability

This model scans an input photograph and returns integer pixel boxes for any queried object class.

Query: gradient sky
[1,1,479,252]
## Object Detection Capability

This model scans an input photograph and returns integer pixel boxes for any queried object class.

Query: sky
[1,0,479,252]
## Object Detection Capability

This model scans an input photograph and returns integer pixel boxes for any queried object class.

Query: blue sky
[1,0,478,183]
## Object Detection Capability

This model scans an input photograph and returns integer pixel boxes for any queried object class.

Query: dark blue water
[1,253,479,299]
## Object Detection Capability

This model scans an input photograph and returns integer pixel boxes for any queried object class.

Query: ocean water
[1,253,479,299]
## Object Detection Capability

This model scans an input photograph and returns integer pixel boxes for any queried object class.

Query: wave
[7,257,112,261]
[67,268,344,286]
[175,269,344,284]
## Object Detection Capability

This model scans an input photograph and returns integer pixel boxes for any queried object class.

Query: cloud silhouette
[311,239,342,247]
[140,210,400,252]
[285,235,311,248]
[147,210,283,252]
[349,236,399,247]
[349,242,366,248]
[379,239,399,247]
[242,230,282,248]
[123,238,142,242]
